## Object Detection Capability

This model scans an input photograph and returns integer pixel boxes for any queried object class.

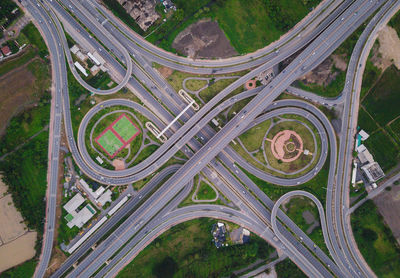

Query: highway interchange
[17,0,400,277]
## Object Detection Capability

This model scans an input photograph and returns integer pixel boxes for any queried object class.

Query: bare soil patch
[375,25,400,71]
[172,19,238,59]
[0,195,27,243]
[113,158,126,170]
[156,66,173,79]
[0,231,37,273]
[373,185,400,244]
[298,55,346,86]
[0,60,38,136]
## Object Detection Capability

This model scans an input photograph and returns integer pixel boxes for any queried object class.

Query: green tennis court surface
[97,129,123,155]
[113,116,139,142]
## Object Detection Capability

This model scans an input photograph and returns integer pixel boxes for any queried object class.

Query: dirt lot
[374,25,400,71]
[172,19,238,59]
[0,195,27,243]
[0,231,37,273]
[298,54,347,86]
[373,185,400,244]
[0,178,37,272]
[0,59,39,136]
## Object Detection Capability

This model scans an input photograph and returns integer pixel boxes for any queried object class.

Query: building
[92,51,106,65]
[74,61,88,77]
[63,193,85,214]
[70,44,80,54]
[1,46,11,56]
[88,52,101,66]
[230,227,250,244]
[66,204,96,229]
[358,148,374,164]
[359,130,369,141]
[211,222,227,248]
[63,193,96,229]
[75,51,87,62]
[90,65,100,75]
[361,162,385,182]
[96,189,112,207]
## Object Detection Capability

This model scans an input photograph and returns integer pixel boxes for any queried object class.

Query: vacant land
[363,66,400,126]
[117,218,274,278]
[358,65,400,171]
[0,232,37,273]
[172,19,238,58]
[295,24,364,97]
[107,0,320,54]
[373,183,400,243]
[351,200,400,278]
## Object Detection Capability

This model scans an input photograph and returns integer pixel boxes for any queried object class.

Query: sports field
[95,114,141,158]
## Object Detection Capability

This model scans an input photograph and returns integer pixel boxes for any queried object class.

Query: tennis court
[95,113,141,158]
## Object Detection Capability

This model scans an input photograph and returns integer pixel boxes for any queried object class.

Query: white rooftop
[63,193,85,214]
[96,189,112,207]
[359,130,369,141]
[67,204,96,229]
[70,45,80,54]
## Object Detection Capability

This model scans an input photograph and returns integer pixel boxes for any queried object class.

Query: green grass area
[199,78,238,103]
[97,129,123,156]
[85,71,115,90]
[0,46,36,76]
[0,132,48,233]
[142,0,321,54]
[112,116,139,141]
[163,66,246,104]
[239,120,271,152]
[0,102,50,156]
[351,200,400,278]
[21,22,48,59]
[0,259,37,278]
[364,130,399,171]
[196,180,217,200]
[184,79,208,91]
[285,197,328,254]
[117,218,275,278]
[275,258,307,278]
[357,107,379,134]
[360,54,382,99]
[388,117,400,142]
[241,156,330,204]
[362,65,400,127]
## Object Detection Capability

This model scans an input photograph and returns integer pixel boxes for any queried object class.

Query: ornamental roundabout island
[81,102,160,171]
[236,113,322,179]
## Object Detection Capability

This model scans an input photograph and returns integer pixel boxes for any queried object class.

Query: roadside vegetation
[241,157,330,205]
[104,0,321,54]
[351,200,400,278]
[117,218,275,278]
[0,259,37,278]
[285,197,328,255]
[295,23,365,97]
[0,22,51,274]
[275,258,307,278]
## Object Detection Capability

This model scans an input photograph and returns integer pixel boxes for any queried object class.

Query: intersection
[18,0,400,277]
